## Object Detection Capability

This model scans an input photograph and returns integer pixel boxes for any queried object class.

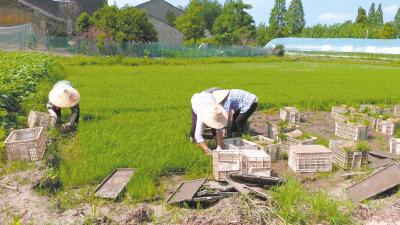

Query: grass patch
[271,177,353,224]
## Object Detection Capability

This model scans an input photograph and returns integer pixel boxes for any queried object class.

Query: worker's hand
[61,123,71,129]
[216,146,222,151]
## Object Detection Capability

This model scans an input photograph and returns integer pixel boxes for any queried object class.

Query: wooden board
[346,163,400,203]
[368,158,394,169]
[94,168,135,199]
[166,178,207,205]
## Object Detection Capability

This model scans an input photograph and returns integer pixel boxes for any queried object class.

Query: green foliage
[368,3,376,26]
[165,11,177,27]
[0,51,56,130]
[380,22,397,39]
[355,7,368,25]
[356,141,371,152]
[375,4,384,27]
[395,8,400,38]
[176,0,205,45]
[273,44,285,57]
[395,129,400,138]
[285,0,305,35]
[198,0,222,32]
[90,5,157,43]
[75,12,91,33]
[269,0,287,38]
[271,177,353,224]
[212,0,256,45]
[116,7,157,43]
[255,23,271,46]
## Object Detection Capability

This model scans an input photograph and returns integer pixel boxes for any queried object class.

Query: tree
[380,22,396,39]
[116,7,157,43]
[176,0,205,46]
[368,3,375,26]
[269,0,287,38]
[375,4,384,27]
[212,0,256,45]
[355,7,367,25]
[92,5,120,37]
[165,11,177,26]
[75,12,91,33]
[199,0,222,32]
[395,8,400,38]
[285,0,305,35]
[256,23,272,46]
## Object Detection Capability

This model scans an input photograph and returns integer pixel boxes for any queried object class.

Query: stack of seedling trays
[288,145,332,173]
[334,121,368,141]
[249,135,281,160]
[281,129,317,151]
[212,150,242,181]
[279,107,302,125]
[389,138,400,154]
[376,118,399,136]
[328,140,369,169]
[240,150,271,177]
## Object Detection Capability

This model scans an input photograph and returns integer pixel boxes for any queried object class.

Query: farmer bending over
[190,92,228,155]
[47,80,80,130]
[213,89,258,136]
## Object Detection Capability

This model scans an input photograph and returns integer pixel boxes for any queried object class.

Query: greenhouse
[266,38,400,55]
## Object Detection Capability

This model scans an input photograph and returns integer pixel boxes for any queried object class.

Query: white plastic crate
[240,150,271,176]
[328,140,369,169]
[28,111,56,129]
[281,130,317,151]
[280,107,302,124]
[223,137,258,150]
[394,105,400,117]
[335,122,368,141]
[212,150,241,181]
[376,119,398,136]
[288,145,332,173]
[251,135,281,160]
[4,127,47,161]
[389,138,400,154]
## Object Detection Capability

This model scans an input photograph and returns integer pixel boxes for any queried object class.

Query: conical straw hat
[199,103,228,129]
[212,90,230,104]
[49,86,80,108]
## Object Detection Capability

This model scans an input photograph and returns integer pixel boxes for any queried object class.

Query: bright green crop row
[0,51,56,129]
[58,57,400,200]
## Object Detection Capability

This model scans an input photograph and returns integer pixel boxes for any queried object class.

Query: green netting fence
[0,27,272,57]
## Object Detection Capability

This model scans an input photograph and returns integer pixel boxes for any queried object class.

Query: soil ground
[1,111,400,224]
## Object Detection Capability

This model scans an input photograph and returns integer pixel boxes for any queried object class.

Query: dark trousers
[52,106,80,125]
[230,102,257,135]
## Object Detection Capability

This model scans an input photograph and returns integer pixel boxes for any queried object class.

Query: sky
[110,0,399,26]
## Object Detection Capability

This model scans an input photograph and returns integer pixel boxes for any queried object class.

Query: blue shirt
[222,89,257,113]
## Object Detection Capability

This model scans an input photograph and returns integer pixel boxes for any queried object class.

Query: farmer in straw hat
[190,91,228,154]
[212,89,258,136]
[46,80,80,130]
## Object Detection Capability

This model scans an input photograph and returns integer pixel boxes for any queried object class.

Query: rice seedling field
[59,57,400,199]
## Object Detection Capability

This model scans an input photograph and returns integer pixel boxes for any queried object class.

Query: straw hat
[199,103,228,129]
[212,90,230,104]
[49,86,80,108]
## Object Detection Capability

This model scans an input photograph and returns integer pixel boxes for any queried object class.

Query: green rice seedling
[271,177,353,224]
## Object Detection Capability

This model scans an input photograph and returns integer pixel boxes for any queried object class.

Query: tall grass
[59,57,400,200]
[271,178,353,224]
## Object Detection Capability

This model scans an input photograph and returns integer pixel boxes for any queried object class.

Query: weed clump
[271,178,353,224]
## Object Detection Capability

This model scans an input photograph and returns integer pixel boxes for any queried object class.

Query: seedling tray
[166,178,207,205]
[94,168,135,199]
